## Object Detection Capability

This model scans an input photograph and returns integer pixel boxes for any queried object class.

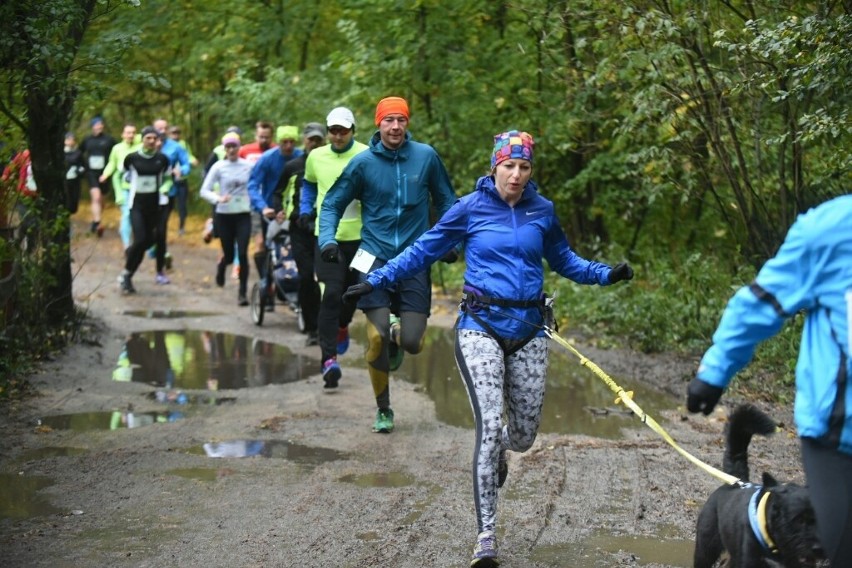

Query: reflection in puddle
[113,330,319,390]
[0,473,61,519]
[189,440,347,464]
[123,309,219,319]
[531,531,694,567]
[349,324,675,438]
[338,472,416,488]
[39,410,184,431]
[146,390,236,406]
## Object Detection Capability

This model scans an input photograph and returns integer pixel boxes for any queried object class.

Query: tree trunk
[26,86,76,321]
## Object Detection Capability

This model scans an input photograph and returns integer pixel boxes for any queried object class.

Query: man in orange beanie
[318,95,457,434]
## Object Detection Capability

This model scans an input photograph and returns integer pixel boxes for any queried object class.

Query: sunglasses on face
[328,127,351,135]
[224,143,239,149]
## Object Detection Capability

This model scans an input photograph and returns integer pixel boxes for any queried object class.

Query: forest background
[0,0,850,401]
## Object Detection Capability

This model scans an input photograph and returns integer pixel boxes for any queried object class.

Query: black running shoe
[120,273,136,295]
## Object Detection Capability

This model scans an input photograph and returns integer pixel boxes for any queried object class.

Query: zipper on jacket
[394,156,401,252]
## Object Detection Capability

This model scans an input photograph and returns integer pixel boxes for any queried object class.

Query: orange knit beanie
[374,96,410,126]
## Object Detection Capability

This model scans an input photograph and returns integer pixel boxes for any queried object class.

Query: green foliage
[0,198,82,393]
[548,251,755,354]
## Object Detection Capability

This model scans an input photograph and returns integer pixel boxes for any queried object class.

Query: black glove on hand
[320,243,339,264]
[297,214,314,231]
[609,262,634,283]
[440,249,459,264]
[342,282,373,304]
[686,378,724,415]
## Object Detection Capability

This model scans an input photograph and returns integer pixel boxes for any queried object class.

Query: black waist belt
[460,292,542,309]
[457,291,546,356]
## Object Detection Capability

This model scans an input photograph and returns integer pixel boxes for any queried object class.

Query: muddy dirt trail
[0,212,805,567]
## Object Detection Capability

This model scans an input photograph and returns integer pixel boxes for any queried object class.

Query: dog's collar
[748,488,779,555]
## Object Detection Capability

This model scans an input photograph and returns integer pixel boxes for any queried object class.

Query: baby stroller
[250,219,304,329]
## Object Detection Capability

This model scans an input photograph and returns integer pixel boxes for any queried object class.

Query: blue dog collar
[748,488,779,555]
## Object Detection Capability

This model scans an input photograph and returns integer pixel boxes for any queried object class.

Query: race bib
[342,199,361,220]
[137,175,157,193]
[88,155,105,170]
[350,247,376,273]
[231,194,247,210]
[159,193,168,206]
[220,194,248,214]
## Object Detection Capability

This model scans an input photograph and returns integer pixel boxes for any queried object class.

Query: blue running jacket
[366,175,616,340]
[698,194,852,454]
[319,131,456,260]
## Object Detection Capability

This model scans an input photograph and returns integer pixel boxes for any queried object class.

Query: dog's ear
[762,472,779,487]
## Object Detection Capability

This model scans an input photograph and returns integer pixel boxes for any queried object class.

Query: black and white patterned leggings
[455,329,549,533]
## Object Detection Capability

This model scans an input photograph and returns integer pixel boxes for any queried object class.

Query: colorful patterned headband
[491,130,534,168]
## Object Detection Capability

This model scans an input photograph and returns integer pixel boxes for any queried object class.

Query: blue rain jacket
[366,175,613,340]
[319,131,456,260]
[698,194,852,454]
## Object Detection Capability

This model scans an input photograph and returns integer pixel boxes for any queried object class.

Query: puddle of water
[39,410,185,431]
[356,530,382,541]
[400,483,443,526]
[338,472,416,488]
[113,330,319,390]
[0,473,61,519]
[348,324,675,438]
[14,446,89,462]
[188,440,347,464]
[123,309,219,319]
[531,532,694,567]
[167,467,223,482]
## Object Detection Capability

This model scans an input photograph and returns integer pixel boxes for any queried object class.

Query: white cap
[326,107,355,129]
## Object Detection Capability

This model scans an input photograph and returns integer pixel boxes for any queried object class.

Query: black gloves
[297,214,314,231]
[320,243,339,264]
[440,249,459,264]
[686,378,724,415]
[342,282,373,304]
[609,262,634,283]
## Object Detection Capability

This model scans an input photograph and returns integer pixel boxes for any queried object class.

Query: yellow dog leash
[543,326,743,487]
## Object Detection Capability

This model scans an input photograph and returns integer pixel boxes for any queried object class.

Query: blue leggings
[455,330,548,533]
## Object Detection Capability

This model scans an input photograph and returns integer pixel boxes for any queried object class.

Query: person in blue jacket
[686,193,852,567]
[320,96,458,435]
[342,129,634,567]
[247,125,303,293]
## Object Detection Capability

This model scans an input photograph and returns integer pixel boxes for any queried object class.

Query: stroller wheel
[250,282,265,325]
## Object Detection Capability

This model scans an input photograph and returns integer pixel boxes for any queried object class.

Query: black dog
[694,404,824,568]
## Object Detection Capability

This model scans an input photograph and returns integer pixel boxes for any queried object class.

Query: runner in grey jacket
[199,132,253,305]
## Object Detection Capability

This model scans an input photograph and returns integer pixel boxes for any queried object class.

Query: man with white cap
[300,107,368,389]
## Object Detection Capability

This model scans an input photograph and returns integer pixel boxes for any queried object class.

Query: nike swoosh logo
[525,211,539,216]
